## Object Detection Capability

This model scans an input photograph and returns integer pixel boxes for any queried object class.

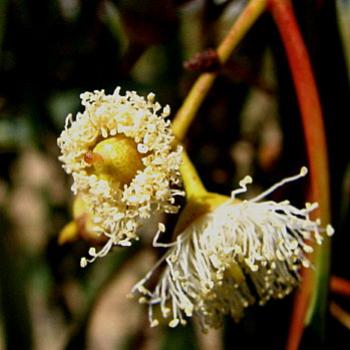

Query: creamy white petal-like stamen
[131,168,334,330]
[57,88,183,266]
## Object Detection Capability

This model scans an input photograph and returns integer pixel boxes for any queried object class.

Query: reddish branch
[331,276,350,298]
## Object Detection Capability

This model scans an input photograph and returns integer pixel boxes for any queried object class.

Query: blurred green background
[1,1,350,349]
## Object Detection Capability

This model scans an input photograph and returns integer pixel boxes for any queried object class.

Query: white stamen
[130,167,333,330]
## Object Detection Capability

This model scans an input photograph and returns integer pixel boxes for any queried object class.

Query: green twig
[172,0,267,141]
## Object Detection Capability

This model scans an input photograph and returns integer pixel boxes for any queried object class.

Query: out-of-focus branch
[331,276,350,298]
[330,302,350,331]
[268,1,331,349]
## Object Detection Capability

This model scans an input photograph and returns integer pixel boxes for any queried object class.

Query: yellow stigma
[88,135,144,186]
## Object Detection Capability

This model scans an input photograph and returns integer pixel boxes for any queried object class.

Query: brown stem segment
[268,1,331,349]
[172,0,267,141]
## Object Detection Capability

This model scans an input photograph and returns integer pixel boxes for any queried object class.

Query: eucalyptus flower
[131,167,334,331]
[57,88,183,266]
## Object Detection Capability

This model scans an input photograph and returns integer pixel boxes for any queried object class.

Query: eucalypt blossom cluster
[57,87,333,331]
[130,163,334,331]
[57,87,183,267]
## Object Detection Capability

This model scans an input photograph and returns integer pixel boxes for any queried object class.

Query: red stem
[331,276,350,298]
[268,1,330,349]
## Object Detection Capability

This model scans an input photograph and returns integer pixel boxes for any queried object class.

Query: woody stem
[172,0,267,141]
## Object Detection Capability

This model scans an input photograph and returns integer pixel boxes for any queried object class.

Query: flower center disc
[90,135,144,186]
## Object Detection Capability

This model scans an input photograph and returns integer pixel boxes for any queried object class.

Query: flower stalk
[180,150,207,199]
[172,0,267,141]
[175,150,229,235]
